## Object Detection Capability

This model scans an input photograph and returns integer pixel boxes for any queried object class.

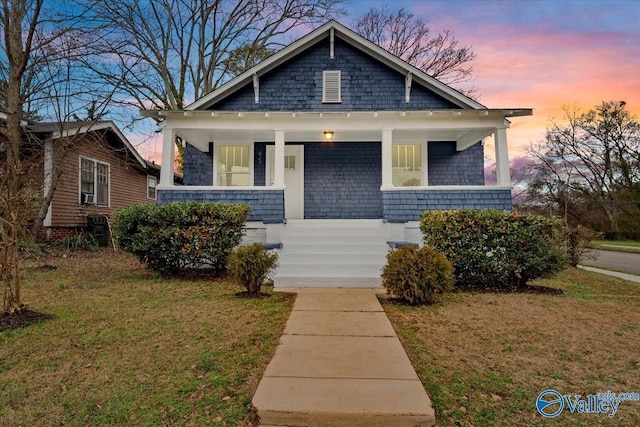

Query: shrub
[420,209,567,290]
[381,245,453,305]
[113,202,250,277]
[565,225,600,267]
[228,243,279,295]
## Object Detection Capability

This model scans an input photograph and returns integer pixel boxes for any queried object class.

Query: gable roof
[28,120,147,169]
[187,20,486,111]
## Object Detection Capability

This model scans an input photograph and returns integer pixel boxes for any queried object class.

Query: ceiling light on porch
[323,131,334,141]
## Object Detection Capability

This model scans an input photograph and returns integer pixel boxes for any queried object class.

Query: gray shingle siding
[382,189,512,222]
[157,189,284,222]
[428,141,484,185]
[304,142,382,219]
[210,37,458,112]
[183,142,213,185]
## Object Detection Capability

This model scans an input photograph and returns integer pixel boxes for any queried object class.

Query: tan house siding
[49,133,154,228]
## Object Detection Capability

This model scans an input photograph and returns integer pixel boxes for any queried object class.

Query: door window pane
[392,144,422,186]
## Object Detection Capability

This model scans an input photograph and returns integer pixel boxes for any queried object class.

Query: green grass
[0,250,294,426]
[383,268,640,426]
[589,240,640,254]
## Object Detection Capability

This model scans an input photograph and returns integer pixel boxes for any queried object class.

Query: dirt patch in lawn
[382,267,640,426]
[0,310,55,331]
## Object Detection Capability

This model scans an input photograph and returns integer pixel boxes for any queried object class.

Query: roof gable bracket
[456,129,495,151]
[330,27,335,59]
[253,73,259,104]
[405,72,412,103]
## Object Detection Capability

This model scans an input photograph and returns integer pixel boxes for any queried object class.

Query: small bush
[58,232,98,252]
[228,243,279,295]
[565,225,600,267]
[113,202,250,277]
[421,209,567,290]
[381,246,453,305]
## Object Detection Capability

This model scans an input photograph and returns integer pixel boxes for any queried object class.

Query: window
[322,70,341,103]
[218,145,250,186]
[392,144,422,186]
[284,155,296,171]
[147,176,157,199]
[80,157,109,205]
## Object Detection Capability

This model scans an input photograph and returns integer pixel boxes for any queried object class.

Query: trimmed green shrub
[381,246,453,305]
[228,243,279,295]
[113,202,250,277]
[420,209,567,290]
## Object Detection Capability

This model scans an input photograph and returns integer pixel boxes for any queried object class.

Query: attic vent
[322,70,341,103]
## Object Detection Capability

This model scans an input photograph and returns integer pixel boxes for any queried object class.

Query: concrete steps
[273,220,389,287]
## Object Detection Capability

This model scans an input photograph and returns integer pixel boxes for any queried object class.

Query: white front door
[267,145,304,219]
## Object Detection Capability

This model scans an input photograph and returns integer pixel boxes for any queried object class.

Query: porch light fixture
[323,131,334,141]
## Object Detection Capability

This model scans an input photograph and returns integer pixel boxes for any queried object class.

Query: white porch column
[381,128,393,187]
[494,126,511,187]
[160,127,176,186]
[274,129,285,187]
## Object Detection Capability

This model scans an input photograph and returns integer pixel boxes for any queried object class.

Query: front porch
[147,109,523,224]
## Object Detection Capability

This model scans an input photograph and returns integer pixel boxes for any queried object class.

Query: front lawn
[382,268,640,426]
[0,250,294,426]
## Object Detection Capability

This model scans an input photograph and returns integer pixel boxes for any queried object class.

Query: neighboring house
[142,20,532,285]
[28,121,169,241]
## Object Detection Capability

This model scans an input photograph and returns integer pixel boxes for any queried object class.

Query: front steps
[273,220,390,288]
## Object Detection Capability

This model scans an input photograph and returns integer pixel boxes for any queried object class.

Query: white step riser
[279,246,389,256]
[281,235,388,245]
[275,264,384,278]
[278,253,387,265]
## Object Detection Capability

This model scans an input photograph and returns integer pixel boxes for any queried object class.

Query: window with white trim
[392,144,422,186]
[147,175,157,199]
[322,70,341,103]
[80,157,110,205]
[218,145,250,186]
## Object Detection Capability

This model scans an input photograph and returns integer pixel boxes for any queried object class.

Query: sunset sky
[137,0,640,171]
[344,0,640,165]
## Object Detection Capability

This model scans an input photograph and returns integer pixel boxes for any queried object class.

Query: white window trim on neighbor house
[212,141,254,187]
[147,175,157,200]
[79,156,110,207]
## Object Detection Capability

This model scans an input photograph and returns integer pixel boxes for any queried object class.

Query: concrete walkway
[252,288,435,427]
[578,265,640,283]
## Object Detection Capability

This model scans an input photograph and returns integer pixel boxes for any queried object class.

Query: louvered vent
[322,70,341,103]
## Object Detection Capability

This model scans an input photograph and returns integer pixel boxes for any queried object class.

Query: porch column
[494,126,511,187]
[274,129,285,187]
[160,127,176,186]
[381,128,393,187]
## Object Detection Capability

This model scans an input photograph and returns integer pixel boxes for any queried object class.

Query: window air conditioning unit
[82,193,95,204]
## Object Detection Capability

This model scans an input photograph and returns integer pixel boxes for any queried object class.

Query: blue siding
[428,142,484,186]
[382,189,512,222]
[157,189,284,223]
[183,143,213,186]
[211,37,458,112]
[304,142,382,219]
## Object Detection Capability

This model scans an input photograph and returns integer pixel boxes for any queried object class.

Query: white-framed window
[322,70,341,103]
[392,142,428,186]
[217,144,252,186]
[79,156,110,206]
[147,175,157,199]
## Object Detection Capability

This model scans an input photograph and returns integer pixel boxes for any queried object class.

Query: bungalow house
[26,121,171,242]
[142,20,532,286]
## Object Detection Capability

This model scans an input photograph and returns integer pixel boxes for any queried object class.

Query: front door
[267,145,304,219]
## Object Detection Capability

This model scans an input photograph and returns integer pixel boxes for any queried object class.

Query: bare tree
[528,101,640,237]
[1,0,116,313]
[79,0,344,166]
[354,6,476,89]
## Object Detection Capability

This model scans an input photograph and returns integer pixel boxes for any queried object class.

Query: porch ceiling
[177,128,477,148]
